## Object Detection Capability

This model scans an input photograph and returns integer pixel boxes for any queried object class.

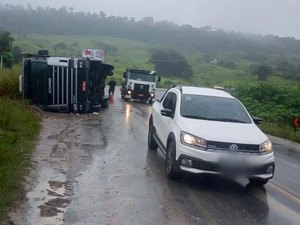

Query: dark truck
[20,50,114,113]
[120,68,160,104]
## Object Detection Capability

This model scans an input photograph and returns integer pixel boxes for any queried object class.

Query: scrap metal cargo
[20,50,114,113]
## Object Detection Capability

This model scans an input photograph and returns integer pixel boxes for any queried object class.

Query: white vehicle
[148,85,275,185]
[121,68,160,104]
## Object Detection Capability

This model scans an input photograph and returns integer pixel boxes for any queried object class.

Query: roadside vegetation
[235,83,300,142]
[0,44,40,220]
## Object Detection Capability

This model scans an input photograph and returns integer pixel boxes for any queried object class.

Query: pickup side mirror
[253,117,263,125]
[161,108,174,118]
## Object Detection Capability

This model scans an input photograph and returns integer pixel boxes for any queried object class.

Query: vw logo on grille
[229,144,239,152]
[140,85,144,89]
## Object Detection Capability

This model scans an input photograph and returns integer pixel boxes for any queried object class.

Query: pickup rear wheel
[166,141,181,180]
[148,121,158,150]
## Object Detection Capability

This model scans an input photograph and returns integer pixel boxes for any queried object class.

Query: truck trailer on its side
[20,50,114,113]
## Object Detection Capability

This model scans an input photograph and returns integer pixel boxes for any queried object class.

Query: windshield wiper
[208,118,248,123]
[182,115,209,120]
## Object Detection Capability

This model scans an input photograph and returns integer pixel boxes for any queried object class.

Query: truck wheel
[166,141,181,180]
[249,178,269,186]
[148,121,158,150]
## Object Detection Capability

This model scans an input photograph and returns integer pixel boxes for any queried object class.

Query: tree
[0,30,15,68]
[249,64,272,81]
[149,49,193,78]
[12,46,22,64]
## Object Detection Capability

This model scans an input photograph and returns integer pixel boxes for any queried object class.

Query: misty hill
[1,5,300,57]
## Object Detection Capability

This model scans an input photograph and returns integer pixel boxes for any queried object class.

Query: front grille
[207,141,259,153]
[134,83,149,94]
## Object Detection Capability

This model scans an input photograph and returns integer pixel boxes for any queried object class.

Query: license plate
[219,154,247,170]
[138,94,144,96]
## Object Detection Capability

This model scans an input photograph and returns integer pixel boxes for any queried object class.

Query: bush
[0,66,21,98]
[235,83,300,124]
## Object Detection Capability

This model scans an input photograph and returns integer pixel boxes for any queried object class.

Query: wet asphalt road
[10,90,300,225]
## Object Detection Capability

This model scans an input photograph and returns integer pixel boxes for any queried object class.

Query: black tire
[149,99,153,104]
[249,178,269,186]
[148,120,158,150]
[166,141,181,180]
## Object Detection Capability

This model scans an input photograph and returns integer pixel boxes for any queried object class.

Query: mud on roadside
[8,111,106,225]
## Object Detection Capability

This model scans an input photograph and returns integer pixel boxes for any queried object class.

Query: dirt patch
[39,205,64,217]
[45,198,71,209]
[47,189,64,198]
[49,181,65,190]
[9,111,106,225]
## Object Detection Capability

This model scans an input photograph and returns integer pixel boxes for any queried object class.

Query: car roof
[177,86,235,99]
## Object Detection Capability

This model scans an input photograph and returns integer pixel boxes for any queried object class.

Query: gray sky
[2,0,300,38]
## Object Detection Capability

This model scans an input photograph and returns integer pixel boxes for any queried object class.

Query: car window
[159,88,171,102]
[162,92,172,109]
[180,94,252,123]
[169,93,177,112]
[162,92,177,112]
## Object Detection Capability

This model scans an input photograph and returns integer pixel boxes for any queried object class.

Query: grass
[0,67,40,221]
[0,66,21,98]
[260,121,300,143]
[0,98,40,221]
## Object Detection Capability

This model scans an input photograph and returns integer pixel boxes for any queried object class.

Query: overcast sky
[2,0,300,38]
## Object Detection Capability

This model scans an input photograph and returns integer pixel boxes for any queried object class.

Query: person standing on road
[108,77,117,97]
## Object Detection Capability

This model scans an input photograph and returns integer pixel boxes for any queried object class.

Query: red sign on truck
[82,49,106,62]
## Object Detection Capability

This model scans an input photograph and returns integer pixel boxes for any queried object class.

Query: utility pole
[0,55,3,70]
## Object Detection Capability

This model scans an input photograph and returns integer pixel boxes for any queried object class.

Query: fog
[2,0,299,38]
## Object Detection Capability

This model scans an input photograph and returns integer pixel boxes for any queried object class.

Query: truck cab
[121,68,160,104]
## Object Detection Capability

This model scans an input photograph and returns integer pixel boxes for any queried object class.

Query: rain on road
[10,90,300,225]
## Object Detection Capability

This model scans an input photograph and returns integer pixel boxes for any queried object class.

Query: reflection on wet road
[10,90,300,225]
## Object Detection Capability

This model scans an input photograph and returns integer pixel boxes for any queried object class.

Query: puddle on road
[25,180,69,225]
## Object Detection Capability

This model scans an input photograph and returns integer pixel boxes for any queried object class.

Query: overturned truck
[20,50,114,113]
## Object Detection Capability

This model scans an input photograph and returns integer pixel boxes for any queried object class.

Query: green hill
[13,34,298,89]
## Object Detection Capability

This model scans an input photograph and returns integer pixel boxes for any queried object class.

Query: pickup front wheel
[166,141,181,180]
[148,121,158,150]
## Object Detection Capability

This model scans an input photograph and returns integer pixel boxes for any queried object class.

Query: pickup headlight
[259,140,272,154]
[180,132,207,150]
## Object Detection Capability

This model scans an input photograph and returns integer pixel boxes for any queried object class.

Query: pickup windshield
[180,94,252,124]
[129,72,156,82]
